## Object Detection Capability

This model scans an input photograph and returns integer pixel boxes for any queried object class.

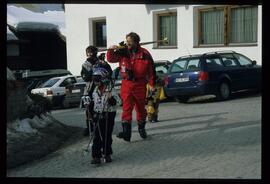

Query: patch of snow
[16,22,60,33]
[44,114,58,124]
[12,4,64,13]
[29,115,49,128]
[59,28,66,37]
[12,119,38,133]
[40,114,54,124]
[7,5,66,36]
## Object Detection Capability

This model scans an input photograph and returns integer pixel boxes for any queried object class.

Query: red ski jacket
[106,46,156,87]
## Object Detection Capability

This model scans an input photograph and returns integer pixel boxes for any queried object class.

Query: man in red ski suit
[106,32,156,142]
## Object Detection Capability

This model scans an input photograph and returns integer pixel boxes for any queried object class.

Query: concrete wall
[65,4,262,75]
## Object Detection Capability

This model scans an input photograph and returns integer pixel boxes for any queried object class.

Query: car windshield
[40,78,60,88]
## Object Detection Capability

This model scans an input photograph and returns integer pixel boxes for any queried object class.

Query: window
[206,57,224,70]
[60,77,76,87]
[171,59,187,73]
[186,59,200,71]
[233,53,252,66]
[41,78,60,88]
[221,54,238,67]
[171,58,201,72]
[93,20,107,48]
[200,9,224,44]
[157,12,177,47]
[231,6,258,43]
[198,6,258,46]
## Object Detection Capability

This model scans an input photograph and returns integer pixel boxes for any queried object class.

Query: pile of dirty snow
[7,113,83,169]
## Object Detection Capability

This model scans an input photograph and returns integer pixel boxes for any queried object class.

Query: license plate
[175,77,189,83]
[72,89,81,93]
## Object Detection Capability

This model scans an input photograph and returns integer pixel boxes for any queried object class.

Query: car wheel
[216,81,231,101]
[175,96,190,103]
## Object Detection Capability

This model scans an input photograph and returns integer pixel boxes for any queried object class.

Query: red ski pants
[120,80,147,123]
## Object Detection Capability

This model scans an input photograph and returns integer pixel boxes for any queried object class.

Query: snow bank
[11,118,38,134]
[7,113,84,169]
[29,114,55,128]
[8,113,56,133]
[16,22,60,33]
[7,5,66,36]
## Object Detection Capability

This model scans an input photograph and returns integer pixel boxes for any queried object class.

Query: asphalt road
[7,91,261,178]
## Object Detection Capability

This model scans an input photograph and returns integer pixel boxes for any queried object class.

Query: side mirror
[252,60,257,66]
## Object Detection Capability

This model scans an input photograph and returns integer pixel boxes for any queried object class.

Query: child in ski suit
[90,67,121,164]
[146,76,166,122]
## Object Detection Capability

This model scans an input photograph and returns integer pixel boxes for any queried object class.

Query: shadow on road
[187,90,261,104]
[150,119,260,138]
[159,112,228,123]
[230,90,261,100]
[144,112,228,132]
[119,119,261,166]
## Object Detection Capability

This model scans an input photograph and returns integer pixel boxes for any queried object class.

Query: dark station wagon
[164,51,261,102]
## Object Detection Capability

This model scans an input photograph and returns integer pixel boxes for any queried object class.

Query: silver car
[31,75,83,108]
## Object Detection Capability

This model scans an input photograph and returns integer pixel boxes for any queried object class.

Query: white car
[31,75,83,108]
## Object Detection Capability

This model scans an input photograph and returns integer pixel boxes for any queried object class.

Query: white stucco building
[65,4,262,75]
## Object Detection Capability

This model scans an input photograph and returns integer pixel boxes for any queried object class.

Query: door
[233,53,261,89]
[205,55,225,80]
[220,53,244,91]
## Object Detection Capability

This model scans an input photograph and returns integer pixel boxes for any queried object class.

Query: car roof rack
[203,50,236,56]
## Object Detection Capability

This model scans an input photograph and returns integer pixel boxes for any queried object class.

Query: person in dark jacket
[81,46,100,136]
